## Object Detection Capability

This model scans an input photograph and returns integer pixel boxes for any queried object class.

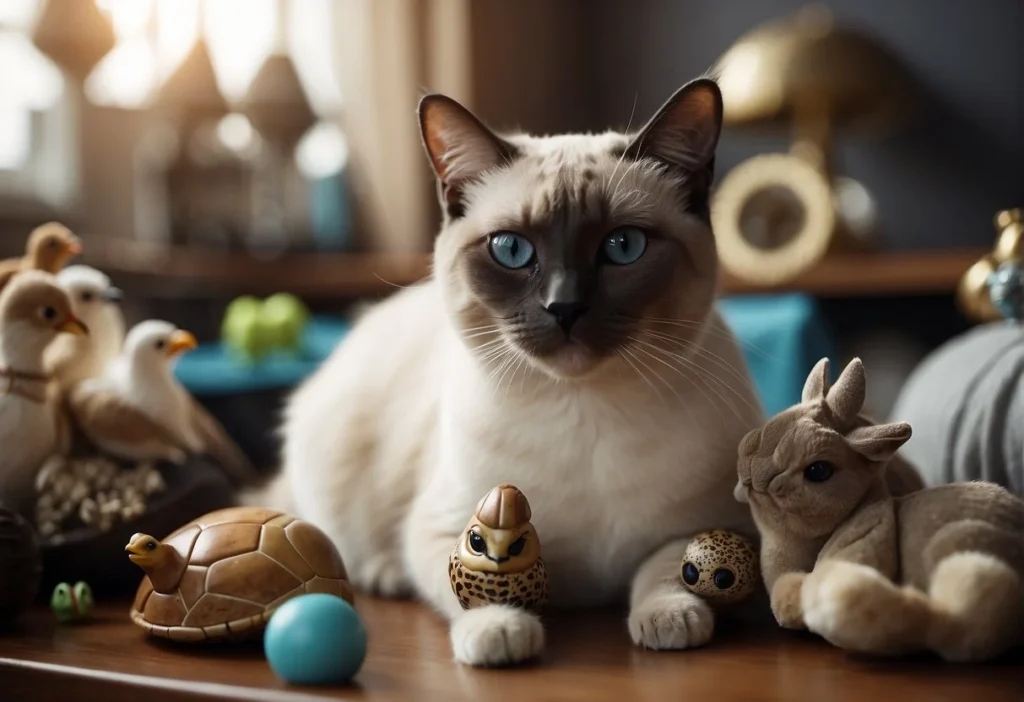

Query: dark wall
[594,0,1023,249]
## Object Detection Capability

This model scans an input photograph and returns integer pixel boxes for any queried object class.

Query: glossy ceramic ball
[264,594,367,685]
[680,530,759,606]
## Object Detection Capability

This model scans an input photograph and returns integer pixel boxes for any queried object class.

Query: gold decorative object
[711,5,915,286]
[957,208,1024,322]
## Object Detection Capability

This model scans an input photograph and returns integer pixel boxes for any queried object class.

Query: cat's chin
[532,341,604,380]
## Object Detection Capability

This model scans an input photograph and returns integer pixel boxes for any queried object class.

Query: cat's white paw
[350,554,413,598]
[628,591,715,650]
[450,605,545,666]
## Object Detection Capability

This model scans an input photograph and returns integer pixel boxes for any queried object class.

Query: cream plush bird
[46,265,126,390]
[69,320,256,485]
[0,223,82,293]
[0,271,89,515]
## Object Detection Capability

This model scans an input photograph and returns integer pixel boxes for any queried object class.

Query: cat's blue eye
[603,227,647,265]
[488,232,535,269]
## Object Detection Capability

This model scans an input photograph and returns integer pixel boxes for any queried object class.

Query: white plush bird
[0,271,89,514]
[68,320,255,485]
[46,265,126,389]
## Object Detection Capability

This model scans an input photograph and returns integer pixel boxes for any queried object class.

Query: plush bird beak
[64,237,83,256]
[102,287,124,304]
[57,313,89,336]
[167,329,198,357]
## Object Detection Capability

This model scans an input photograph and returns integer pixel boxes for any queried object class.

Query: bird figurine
[986,259,1024,324]
[0,271,88,515]
[50,581,94,623]
[449,484,547,612]
[679,529,760,607]
[68,320,256,485]
[0,223,82,293]
[46,265,126,389]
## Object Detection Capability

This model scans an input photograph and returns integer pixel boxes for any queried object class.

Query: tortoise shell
[129,507,353,642]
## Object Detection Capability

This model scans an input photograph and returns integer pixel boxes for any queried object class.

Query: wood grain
[1,598,1020,701]
[82,239,986,299]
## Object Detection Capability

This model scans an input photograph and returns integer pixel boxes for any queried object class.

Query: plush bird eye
[40,306,57,321]
[80,292,94,303]
[154,340,167,352]
[488,232,535,269]
[681,562,700,585]
[602,227,647,265]
[47,239,59,249]
[507,535,527,557]
[713,568,736,590]
[145,540,157,551]
[467,531,486,555]
[803,461,834,483]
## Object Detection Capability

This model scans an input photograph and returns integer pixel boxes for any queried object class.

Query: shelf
[84,240,986,300]
[719,248,987,297]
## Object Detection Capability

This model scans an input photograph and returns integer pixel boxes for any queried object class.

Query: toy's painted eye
[81,292,94,303]
[713,568,736,590]
[47,239,59,249]
[145,540,157,551]
[682,562,700,585]
[154,340,166,352]
[41,306,57,321]
[468,531,486,555]
[803,461,834,483]
[488,232,535,269]
[602,227,647,265]
[507,535,527,557]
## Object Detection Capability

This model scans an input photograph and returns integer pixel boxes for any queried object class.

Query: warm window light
[0,105,31,170]
[0,31,64,110]
[84,37,158,108]
[296,122,348,179]
[217,112,256,153]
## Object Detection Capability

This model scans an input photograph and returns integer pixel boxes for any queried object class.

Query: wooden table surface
[1,597,1021,702]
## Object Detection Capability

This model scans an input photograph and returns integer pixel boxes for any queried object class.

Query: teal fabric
[719,294,839,416]
[174,317,350,396]
[177,295,837,416]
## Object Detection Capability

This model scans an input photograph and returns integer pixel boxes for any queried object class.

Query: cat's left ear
[626,78,723,214]
[419,94,519,219]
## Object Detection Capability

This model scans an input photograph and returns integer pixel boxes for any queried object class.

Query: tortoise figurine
[126,507,353,642]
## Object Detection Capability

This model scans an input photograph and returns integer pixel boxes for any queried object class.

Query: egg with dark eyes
[679,530,759,606]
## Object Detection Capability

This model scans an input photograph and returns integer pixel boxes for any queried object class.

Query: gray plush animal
[735,357,1024,662]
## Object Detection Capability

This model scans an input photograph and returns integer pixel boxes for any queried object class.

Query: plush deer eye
[803,461,834,483]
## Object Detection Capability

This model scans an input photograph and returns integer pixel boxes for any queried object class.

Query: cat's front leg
[403,491,545,666]
[628,537,715,650]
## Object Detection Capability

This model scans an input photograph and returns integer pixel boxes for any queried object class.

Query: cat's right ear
[418,94,518,219]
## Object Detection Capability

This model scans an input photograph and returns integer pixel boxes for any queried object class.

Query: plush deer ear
[846,422,912,463]
[418,94,518,219]
[826,358,866,423]
[801,358,831,404]
[624,78,723,218]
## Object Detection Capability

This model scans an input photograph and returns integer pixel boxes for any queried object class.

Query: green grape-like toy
[221,294,311,363]
[50,581,94,623]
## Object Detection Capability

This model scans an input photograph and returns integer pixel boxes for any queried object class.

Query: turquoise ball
[264,594,367,685]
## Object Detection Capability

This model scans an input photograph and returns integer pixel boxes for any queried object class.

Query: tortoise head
[125,533,167,571]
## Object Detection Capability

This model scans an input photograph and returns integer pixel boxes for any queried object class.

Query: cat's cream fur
[263,79,764,666]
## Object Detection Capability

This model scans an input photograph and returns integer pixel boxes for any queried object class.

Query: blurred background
[1,0,1021,468]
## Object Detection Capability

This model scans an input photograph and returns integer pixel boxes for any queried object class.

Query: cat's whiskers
[639,328,754,389]
[628,337,722,422]
[644,317,773,361]
[603,92,639,197]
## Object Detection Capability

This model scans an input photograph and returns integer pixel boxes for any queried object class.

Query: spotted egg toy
[680,530,759,606]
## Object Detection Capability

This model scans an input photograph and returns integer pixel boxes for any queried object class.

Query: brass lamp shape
[711,5,915,285]
[957,209,1024,323]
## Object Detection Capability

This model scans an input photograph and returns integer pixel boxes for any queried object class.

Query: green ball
[222,296,272,361]
[260,293,310,352]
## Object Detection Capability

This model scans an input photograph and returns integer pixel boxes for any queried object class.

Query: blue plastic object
[719,293,839,416]
[264,594,367,685]
[174,316,350,396]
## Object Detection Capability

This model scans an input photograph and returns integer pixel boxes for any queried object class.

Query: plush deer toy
[735,357,1024,662]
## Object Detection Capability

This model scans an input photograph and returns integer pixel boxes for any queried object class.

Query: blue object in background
[175,316,350,396]
[719,293,840,416]
[310,171,355,251]
[264,594,367,685]
[176,295,837,419]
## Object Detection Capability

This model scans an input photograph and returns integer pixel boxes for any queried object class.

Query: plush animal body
[736,357,1024,662]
